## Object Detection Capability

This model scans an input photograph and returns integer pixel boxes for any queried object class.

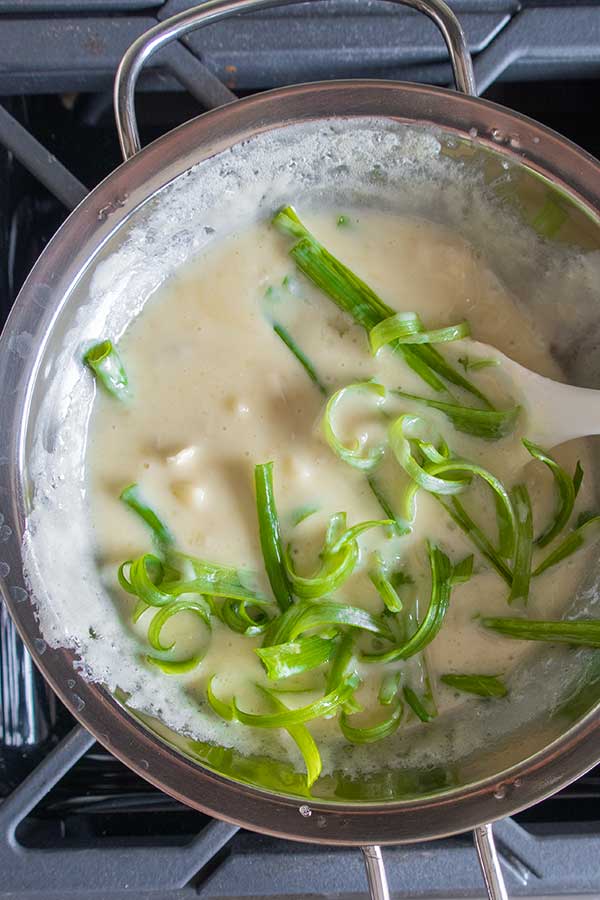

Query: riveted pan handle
[114,0,476,161]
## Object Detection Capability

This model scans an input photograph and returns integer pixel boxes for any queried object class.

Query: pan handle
[114,0,476,161]
[362,845,391,900]
[474,823,509,900]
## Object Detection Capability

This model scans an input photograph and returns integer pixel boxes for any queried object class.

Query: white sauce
[21,119,600,781]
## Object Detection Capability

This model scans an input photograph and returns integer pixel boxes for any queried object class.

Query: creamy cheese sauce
[86,209,596,778]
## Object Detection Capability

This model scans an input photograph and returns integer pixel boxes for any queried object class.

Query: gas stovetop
[1,2,600,898]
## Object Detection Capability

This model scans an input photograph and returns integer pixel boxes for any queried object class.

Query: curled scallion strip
[481,617,600,647]
[256,687,322,787]
[389,415,468,496]
[147,598,212,651]
[340,702,404,743]
[220,597,274,636]
[256,636,336,680]
[120,483,174,548]
[233,673,361,727]
[435,496,513,585]
[378,670,402,705]
[207,675,235,721]
[522,440,578,547]
[508,484,533,606]
[285,538,358,600]
[254,462,293,612]
[83,339,129,401]
[369,312,470,354]
[368,552,403,613]
[533,516,600,577]
[265,600,394,648]
[441,673,507,698]
[322,382,387,471]
[146,655,202,674]
[394,391,520,441]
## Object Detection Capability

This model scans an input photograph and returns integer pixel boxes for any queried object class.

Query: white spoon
[464,340,600,449]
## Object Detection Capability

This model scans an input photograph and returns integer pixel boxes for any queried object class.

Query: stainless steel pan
[2,2,600,897]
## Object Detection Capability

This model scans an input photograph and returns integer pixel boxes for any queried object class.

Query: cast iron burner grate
[1,2,600,897]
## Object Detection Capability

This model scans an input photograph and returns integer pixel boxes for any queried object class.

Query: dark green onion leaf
[233,672,361,727]
[148,597,211,651]
[369,552,403,613]
[207,675,235,720]
[340,702,404,743]
[264,600,394,647]
[146,654,202,674]
[255,462,293,612]
[458,355,500,372]
[378,670,402,705]
[257,687,322,786]
[403,685,436,722]
[522,439,576,547]
[573,461,584,498]
[369,312,470,354]
[322,382,386,471]
[435,496,513,585]
[389,415,468,496]
[120,483,174,548]
[83,339,129,401]
[394,391,520,441]
[273,206,491,405]
[508,484,533,605]
[256,636,335,680]
[366,475,407,536]
[533,516,600,577]
[363,543,453,663]
[272,322,327,395]
[441,673,507,698]
[452,554,474,585]
[482,617,600,648]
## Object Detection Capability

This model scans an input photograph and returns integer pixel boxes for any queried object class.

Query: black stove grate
[2,2,600,897]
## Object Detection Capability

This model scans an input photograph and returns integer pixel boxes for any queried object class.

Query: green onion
[482,617,600,648]
[326,630,361,713]
[452,554,474,585]
[118,554,174,607]
[322,382,386,471]
[403,685,436,722]
[290,504,319,526]
[256,687,322,786]
[284,538,358,600]
[255,462,293,612]
[458,355,500,372]
[533,516,600,577]
[441,673,507,698]
[265,600,394,647]
[146,655,202,674]
[378,670,402,705]
[369,552,403,613]
[340,702,404,743]
[256,636,336,680]
[366,475,407,536]
[272,322,327,395]
[327,518,393,555]
[531,195,567,239]
[207,675,235,720]
[147,598,211,651]
[337,214,350,227]
[273,206,492,406]
[120,483,174,548]
[389,415,468,496]
[435,496,513,585]
[523,440,577,547]
[83,339,130,401]
[363,543,453,663]
[573,461,584,498]
[508,484,533,605]
[369,312,470,354]
[233,672,361,727]
[393,391,520,441]
[220,597,274,636]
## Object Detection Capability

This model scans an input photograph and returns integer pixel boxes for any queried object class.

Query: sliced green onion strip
[481,617,600,648]
[369,312,470,354]
[233,672,361,727]
[146,655,202,674]
[291,505,320,526]
[369,552,403,613]
[255,462,293,612]
[389,415,468,496]
[147,597,212,651]
[403,685,436,722]
[256,636,336,680]
[452,554,474,585]
[435,497,513,585]
[207,675,235,721]
[378,670,402,705]
[394,391,520,441]
[273,206,492,405]
[367,475,408,536]
[573,461,584,498]
[284,539,358,600]
[273,322,327,395]
[363,543,453,663]
[83,339,129,401]
[523,439,576,547]
[441,673,507,698]
[265,600,394,647]
[257,687,322,786]
[340,702,403,743]
[533,516,600,577]
[327,518,393,555]
[458,355,500,372]
[326,630,361,713]
[220,597,274,636]
[322,382,386,471]
[120,483,174,548]
[509,484,533,606]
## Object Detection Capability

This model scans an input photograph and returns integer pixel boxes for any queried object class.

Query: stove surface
[1,2,600,897]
